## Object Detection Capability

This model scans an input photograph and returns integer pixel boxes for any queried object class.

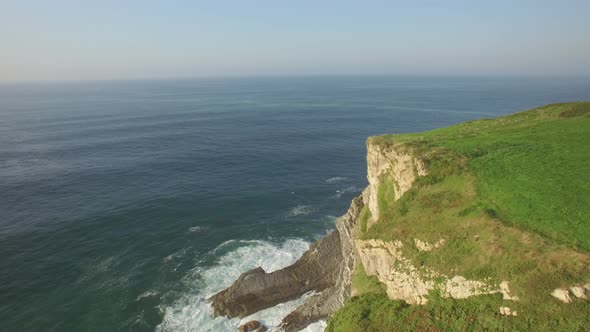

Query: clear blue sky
[1,0,589,81]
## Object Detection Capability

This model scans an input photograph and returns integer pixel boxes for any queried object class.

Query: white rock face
[570,286,587,299]
[414,238,446,252]
[355,239,513,305]
[551,288,572,303]
[358,143,519,305]
[357,140,590,311]
[365,143,427,227]
[551,284,590,302]
[500,281,519,301]
[499,307,517,316]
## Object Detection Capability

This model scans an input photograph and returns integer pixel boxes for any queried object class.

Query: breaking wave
[188,226,209,233]
[334,185,361,198]
[287,205,314,217]
[325,176,347,183]
[156,238,326,332]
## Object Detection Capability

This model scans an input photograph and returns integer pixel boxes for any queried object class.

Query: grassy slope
[372,102,590,251]
[327,102,590,331]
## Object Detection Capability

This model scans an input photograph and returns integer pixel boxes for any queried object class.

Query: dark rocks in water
[278,195,362,332]
[210,230,343,318]
[238,320,261,332]
[210,195,364,331]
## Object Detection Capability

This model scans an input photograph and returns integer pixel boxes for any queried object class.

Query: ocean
[1,76,589,331]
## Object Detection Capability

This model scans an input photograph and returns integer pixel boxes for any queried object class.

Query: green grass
[327,292,590,332]
[330,102,590,331]
[351,263,387,296]
[357,206,372,235]
[371,101,590,251]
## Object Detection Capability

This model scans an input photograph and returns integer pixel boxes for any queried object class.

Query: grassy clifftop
[327,102,590,331]
[371,101,590,251]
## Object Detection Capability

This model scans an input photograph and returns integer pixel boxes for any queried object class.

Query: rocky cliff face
[211,140,521,331]
[209,195,363,332]
[358,142,518,305]
[355,238,518,305]
[365,143,426,227]
[210,230,342,319]
[278,195,362,331]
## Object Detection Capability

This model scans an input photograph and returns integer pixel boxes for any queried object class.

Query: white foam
[334,185,361,198]
[188,226,208,233]
[325,176,347,183]
[163,248,189,263]
[303,321,328,331]
[156,238,326,332]
[137,290,159,300]
[239,292,320,330]
[287,205,313,217]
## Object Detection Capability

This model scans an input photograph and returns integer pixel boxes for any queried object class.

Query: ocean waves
[156,238,326,332]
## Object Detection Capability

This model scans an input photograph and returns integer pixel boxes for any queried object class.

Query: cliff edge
[211,102,590,331]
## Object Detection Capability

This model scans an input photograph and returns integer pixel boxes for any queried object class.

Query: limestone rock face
[356,239,515,305]
[552,285,590,303]
[500,281,519,301]
[551,288,572,303]
[414,238,445,252]
[366,143,427,227]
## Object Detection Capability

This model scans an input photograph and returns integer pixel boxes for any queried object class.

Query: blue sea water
[1,76,589,331]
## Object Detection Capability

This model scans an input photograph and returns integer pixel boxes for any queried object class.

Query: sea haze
[1,76,589,331]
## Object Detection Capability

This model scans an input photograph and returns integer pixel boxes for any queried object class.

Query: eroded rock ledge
[209,196,363,331]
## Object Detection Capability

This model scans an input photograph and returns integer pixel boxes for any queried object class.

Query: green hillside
[374,101,590,251]
[328,102,590,331]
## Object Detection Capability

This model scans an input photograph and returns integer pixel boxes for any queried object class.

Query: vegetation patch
[357,206,372,235]
[327,292,590,332]
[377,176,396,219]
[351,263,386,296]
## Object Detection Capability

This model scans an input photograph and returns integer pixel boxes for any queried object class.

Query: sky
[1,0,589,81]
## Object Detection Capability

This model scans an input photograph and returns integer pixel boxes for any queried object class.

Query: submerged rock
[238,320,261,332]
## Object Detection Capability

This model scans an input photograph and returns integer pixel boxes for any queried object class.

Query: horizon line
[2,72,590,85]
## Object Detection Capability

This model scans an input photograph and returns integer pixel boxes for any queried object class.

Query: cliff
[210,196,362,332]
[211,102,590,331]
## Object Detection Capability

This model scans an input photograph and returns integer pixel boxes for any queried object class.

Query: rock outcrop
[210,196,364,331]
[210,230,342,318]
[238,320,264,332]
[552,284,590,303]
[278,195,362,331]
[355,239,516,305]
[365,142,426,227]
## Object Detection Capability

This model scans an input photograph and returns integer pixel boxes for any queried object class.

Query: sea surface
[1,76,589,331]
